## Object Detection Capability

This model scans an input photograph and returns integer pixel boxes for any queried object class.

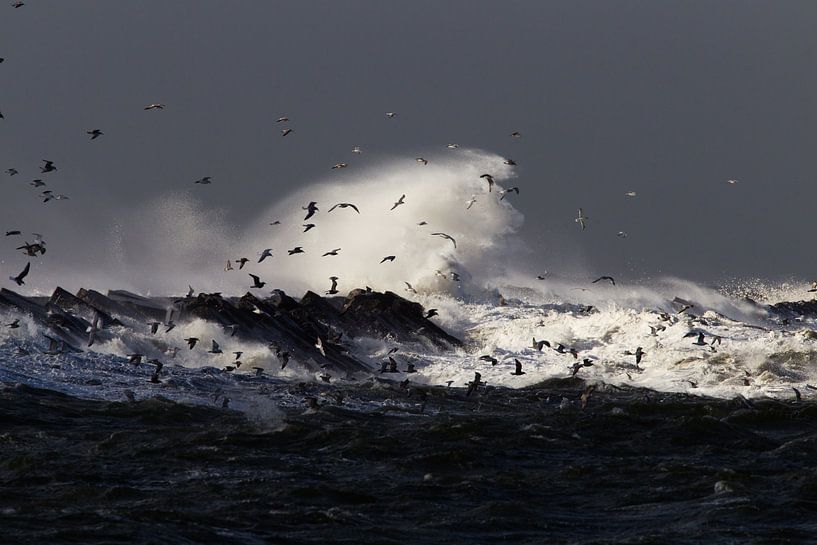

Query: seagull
[40,160,57,173]
[511,359,526,375]
[570,359,594,378]
[144,103,165,110]
[385,112,397,118]
[326,276,339,295]
[258,249,273,263]
[5,168,18,176]
[29,179,45,187]
[466,372,483,397]
[303,201,319,220]
[17,242,45,256]
[315,337,326,357]
[322,248,341,256]
[624,191,637,197]
[808,281,817,293]
[380,255,396,264]
[128,354,144,366]
[684,331,707,346]
[499,187,519,200]
[86,129,103,140]
[12,1,24,8]
[480,174,494,192]
[617,231,628,238]
[185,337,199,349]
[5,230,20,236]
[236,257,249,269]
[352,146,362,154]
[536,274,548,280]
[424,308,438,319]
[224,260,233,271]
[269,220,281,225]
[164,321,176,333]
[249,274,266,288]
[480,355,500,368]
[416,157,428,165]
[194,176,212,184]
[186,285,195,298]
[281,128,293,137]
[275,116,289,123]
[10,262,30,286]
[404,281,417,294]
[592,276,615,286]
[431,232,456,248]
[466,195,477,209]
[726,179,739,185]
[148,321,161,335]
[328,202,360,213]
[417,220,428,226]
[302,223,316,232]
[625,346,645,365]
[208,340,223,354]
[331,162,348,170]
[575,208,588,230]
[288,246,305,255]
[510,131,522,138]
[391,194,406,210]
[531,338,550,351]
[447,143,459,149]
[503,158,517,165]
[6,319,20,329]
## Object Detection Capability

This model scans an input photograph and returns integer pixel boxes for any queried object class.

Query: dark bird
[404,281,417,294]
[511,359,526,375]
[11,1,23,7]
[86,129,103,140]
[570,359,594,378]
[303,201,318,220]
[380,255,396,264]
[249,274,266,289]
[269,220,281,225]
[17,242,45,256]
[499,187,519,200]
[431,232,457,248]
[480,354,499,366]
[236,257,249,269]
[510,131,522,138]
[5,230,20,236]
[6,319,20,329]
[466,372,483,397]
[625,346,645,365]
[233,351,243,360]
[326,276,339,295]
[391,194,406,210]
[277,350,290,369]
[793,387,802,403]
[10,262,30,286]
[42,336,65,355]
[808,281,817,293]
[303,223,316,232]
[257,248,273,263]
[425,308,438,319]
[322,248,341,256]
[5,168,18,176]
[194,176,212,184]
[144,103,165,110]
[592,276,616,286]
[687,331,707,346]
[128,354,144,366]
[164,321,176,334]
[208,339,223,354]
[532,338,550,351]
[40,160,57,173]
[253,367,264,376]
[328,202,360,213]
[29,179,45,187]
[417,221,428,226]
[281,128,293,137]
[406,362,417,373]
[184,337,199,349]
[148,321,160,335]
[288,246,305,255]
[480,174,495,192]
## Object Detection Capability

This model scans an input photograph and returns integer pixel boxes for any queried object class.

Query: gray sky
[1,1,816,289]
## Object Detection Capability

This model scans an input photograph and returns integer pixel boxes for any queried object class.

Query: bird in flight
[480,174,494,192]
[391,194,406,210]
[624,191,637,197]
[322,248,341,256]
[258,248,273,263]
[235,257,249,269]
[281,128,293,137]
[87,129,104,140]
[511,359,526,376]
[431,232,457,248]
[288,246,305,255]
[249,274,266,288]
[380,255,396,264]
[40,160,57,173]
[276,116,289,123]
[575,208,588,230]
[144,103,165,110]
[303,223,316,232]
[208,340,223,354]
[303,201,318,221]
[6,168,18,176]
[416,157,428,165]
[10,262,30,286]
[510,131,522,138]
[385,112,397,118]
[328,202,360,213]
[466,195,477,210]
[592,276,615,286]
[499,187,519,200]
[352,146,362,154]
[194,176,212,184]
[331,162,348,170]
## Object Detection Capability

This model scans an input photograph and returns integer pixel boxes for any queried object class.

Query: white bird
[352,146,362,154]
[431,232,457,248]
[144,103,165,110]
[726,179,739,185]
[575,208,588,231]
[315,337,326,357]
[466,195,477,210]
[624,191,637,197]
[447,143,459,149]
[416,157,428,165]
[385,112,397,118]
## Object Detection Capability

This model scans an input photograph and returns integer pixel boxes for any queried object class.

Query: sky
[1,1,815,293]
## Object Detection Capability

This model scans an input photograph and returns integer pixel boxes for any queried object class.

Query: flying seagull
[303,223,316,232]
[303,201,318,220]
[431,232,457,248]
[391,194,406,210]
[281,128,293,137]
[416,157,428,165]
[288,246,305,255]
[510,131,522,138]
[404,281,417,294]
[194,176,212,184]
[624,191,637,197]
[322,248,341,256]
[249,274,266,288]
[258,248,273,263]
[87,129,103,140]
[144,103,165,110]
[331,162,348,170]
[315,337,326,357]
[466,195,477,210]
[447,143,459,149]
[425,308,438,319]
[208,339,223,354]
[575,208,588,231]
[29,179,45,187]
[5,230,20,236]
[328,202,360,213]
[499,187,519,200]
[352,146,362,154]
[275,116,289,123]
[511,359,526,376]
[381,255,396,264]
[503,158,517,165]
[480,174,494,192]
[385,112,397,118]
[40,160,56,173]
[480,355,498,366]
[10,262,30,286]
[326,276,339,295]
[236,257,249,269]
[592,276,615,286]
[5,168,18,176]
[726,179,739,185]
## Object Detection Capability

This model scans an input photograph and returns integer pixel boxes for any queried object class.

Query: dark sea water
[3,379,817,545]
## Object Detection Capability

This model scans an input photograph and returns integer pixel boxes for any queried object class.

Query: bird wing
[328,203,340,212]
[350,204,360,213]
